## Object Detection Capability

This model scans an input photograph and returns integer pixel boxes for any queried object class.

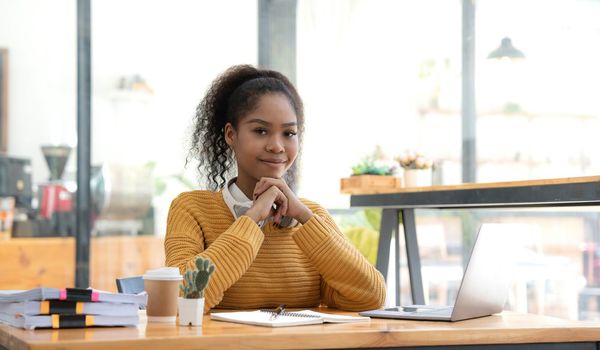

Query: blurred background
[1,0,599,321]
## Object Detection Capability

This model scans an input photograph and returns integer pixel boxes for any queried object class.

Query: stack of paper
[0,287,147,329]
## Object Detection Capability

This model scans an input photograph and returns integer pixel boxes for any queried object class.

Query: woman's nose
[266,136,284,153]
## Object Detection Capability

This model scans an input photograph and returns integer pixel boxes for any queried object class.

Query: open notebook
[210,310,370,328]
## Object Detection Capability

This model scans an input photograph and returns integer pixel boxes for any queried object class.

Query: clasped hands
[244,177,313,225]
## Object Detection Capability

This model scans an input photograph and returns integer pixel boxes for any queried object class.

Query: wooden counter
[0,236,164,291]
[1,311,600,350]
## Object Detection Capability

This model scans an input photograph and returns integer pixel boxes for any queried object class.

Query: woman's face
[225,93,299,183]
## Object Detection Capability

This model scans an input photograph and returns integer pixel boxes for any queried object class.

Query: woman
[165,65,385,313]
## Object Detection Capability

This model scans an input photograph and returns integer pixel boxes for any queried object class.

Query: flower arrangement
[395,151,433,170]
[351,146,398,176]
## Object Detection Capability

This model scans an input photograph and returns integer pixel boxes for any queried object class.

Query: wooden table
[1,311,600,350]
[350,176,600,305]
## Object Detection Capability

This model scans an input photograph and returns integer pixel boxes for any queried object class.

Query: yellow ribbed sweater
[165,190,386,313]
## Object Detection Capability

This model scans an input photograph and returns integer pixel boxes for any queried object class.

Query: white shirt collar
[222,178,265,228]
[229,180,251,202]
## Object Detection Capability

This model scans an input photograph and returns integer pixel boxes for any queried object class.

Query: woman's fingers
[278,190,288,219]
[249,185,288,223]
[253,177,290,199]
[269,186,288,224]
[252,178,270,198]
[249,177,312,225]
[253,178,273,199]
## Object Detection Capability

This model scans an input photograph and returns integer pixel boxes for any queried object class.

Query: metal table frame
[350,176,600,305]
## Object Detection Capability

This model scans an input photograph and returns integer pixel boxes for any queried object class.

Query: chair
[116,276,145,294]
[116,276,146,310]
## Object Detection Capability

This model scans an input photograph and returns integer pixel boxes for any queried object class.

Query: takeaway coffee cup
[143,267,183,323]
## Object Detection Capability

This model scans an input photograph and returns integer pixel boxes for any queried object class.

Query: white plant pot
[404,169,432,187]
[178,297,204,326]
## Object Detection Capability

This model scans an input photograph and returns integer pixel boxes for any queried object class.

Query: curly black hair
[187,65,304,191]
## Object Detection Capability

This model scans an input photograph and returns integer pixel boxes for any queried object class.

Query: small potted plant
[396,151,434,187]
[178,257,216,326]
[341,146,401,194]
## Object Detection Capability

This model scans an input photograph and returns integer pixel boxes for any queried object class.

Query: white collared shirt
[222,178,265,228]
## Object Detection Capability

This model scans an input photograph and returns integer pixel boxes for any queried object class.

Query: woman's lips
[259,159,286,167]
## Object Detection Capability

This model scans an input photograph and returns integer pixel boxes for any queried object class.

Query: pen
[270,304,286,320]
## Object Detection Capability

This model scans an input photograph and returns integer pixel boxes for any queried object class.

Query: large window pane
[476,0,600,181]
[0,0,257,292]
[297,0,462,208]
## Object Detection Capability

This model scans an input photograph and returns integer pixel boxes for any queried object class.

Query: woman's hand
[244,185,288,224]
[252,177,314,224]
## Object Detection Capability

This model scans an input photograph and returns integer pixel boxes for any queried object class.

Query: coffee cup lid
[142,267,183,281]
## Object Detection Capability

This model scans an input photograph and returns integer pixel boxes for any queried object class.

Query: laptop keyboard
[410,307,453,316]
[384,306,453,316]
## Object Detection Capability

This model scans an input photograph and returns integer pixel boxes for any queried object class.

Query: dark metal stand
[402,209,425,305]
[356,178,600,305]
[376,209,425,306]
[363,343,596,350]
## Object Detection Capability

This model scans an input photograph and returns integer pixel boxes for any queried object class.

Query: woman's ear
[224,122,236,147]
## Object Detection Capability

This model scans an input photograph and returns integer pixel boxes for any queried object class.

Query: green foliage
[503,102,522,114]
[350,145,398,176]
[154,177,167,196]
[364,208,382,232]
[351,158,396,176]
[179,257,216,299]
[343,226,379,266]
[335,208,383,266]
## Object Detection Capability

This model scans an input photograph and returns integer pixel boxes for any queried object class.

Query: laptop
[359,223,517,321]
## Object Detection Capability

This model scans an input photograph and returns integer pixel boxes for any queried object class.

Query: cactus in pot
[178,257,215,326]
[180,257,215,299]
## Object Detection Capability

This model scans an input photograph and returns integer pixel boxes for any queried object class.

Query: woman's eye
[254,128,267,135]
[285,131,297,137]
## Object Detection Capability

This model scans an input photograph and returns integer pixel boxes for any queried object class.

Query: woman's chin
[255,170,286,180]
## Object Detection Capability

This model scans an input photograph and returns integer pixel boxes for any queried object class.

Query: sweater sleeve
[164,194,264,313]
[292,203,386,311]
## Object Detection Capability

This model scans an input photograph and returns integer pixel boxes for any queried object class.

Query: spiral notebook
[210,309,370,328]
